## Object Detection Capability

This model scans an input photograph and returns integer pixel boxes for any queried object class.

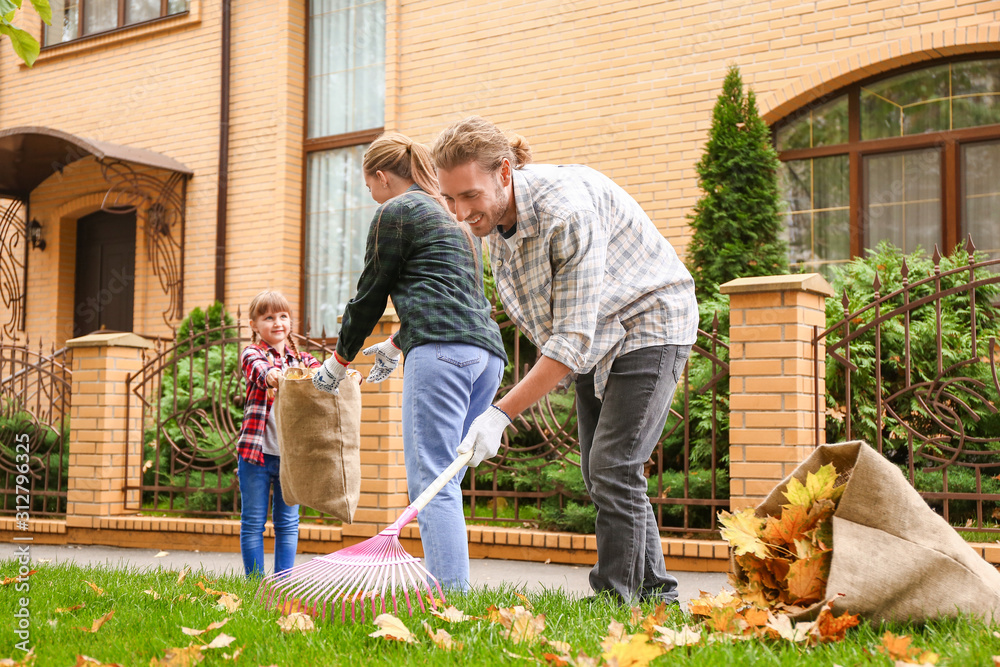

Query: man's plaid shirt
[337,185,506,364]
[488,164,698,399]
[236,342,320,466]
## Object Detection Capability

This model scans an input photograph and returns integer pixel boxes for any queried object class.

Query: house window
[776,57,1000,275]
[45,0,189,46]
[304,0,385,337]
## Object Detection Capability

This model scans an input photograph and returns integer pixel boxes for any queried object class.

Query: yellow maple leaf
[876,631,939,664]
[601,633,665,667]
[369,613,416,643]
[73,610,114,633]
[83,580,104,596]
[785,551,830,605]
[600,619,630,652]
[719,508,772,558]
[783,463,842,507]
[149,644,204,666]
[502,608,546,644]
[428,605,475,623]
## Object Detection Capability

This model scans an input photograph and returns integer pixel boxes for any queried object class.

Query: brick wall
[386,0,999,256]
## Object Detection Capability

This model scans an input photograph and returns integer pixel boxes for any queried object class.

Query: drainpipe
[214,0,232,304]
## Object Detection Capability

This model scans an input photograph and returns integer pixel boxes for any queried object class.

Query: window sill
[24,1,201,67]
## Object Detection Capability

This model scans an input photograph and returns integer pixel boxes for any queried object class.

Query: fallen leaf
[514,591,533,608]
[638,603,673,635]
[55,603,86,613]
[276,612,315,633]
[369,613,416,643]
[73,656,123,667]
[221,648,242,661]
[651,624,702,649]
[154,551,169,558]
[143,589,161,600]
[601,632,665,667]
[149,644,204,666]
[429,605,475,623]
[542,653,568,666]
[544,639,572,653]
[216,593,241,613]
[204,633,236,650]
[0,648,34,666]
[1,570,37,586]
[687,589,741,617]
[83,581,104,596]
[785,551,830,605]
[195,581,226,597]
[764,612,812,643]
[719,509,772,559]
[181,619,229,636]
[877,631,939,664]
[423,622,464,651]
[501,607,546,644]
[424,593,446,608]
[600,619,630,652]
[73,610,114,633]
[277,598,316,616]
[176,568,189,586]
[629,606,643,625]
[811,600,859,643]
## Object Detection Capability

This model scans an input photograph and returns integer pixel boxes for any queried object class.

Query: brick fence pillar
[721,274,834,511]
[346,310,409,540]
[65,332,152,528]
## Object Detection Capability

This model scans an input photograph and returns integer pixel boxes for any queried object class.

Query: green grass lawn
[1,559,999,666]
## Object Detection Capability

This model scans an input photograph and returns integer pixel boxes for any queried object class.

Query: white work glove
[361,336,402,383]
[457,405,512,467]
[312,353,349,395]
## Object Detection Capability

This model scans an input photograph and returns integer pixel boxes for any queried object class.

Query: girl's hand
[265,368,281,388]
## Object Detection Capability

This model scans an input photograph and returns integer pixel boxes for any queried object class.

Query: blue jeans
[575,344,691,603]
[402,343,504,591]
[237,454,299,578]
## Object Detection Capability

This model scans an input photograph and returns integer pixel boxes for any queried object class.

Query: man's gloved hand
[457,405,512,467]
[361,336,402,383]
[313,353,349,395]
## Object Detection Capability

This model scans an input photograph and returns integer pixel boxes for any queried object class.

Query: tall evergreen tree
[687,65,788,305]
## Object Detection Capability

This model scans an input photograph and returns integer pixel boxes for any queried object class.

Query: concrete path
[13,543,730,605]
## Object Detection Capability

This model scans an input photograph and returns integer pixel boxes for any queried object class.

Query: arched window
[775,57,1000,274]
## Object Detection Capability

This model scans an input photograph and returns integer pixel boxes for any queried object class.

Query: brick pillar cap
[66,331,154,349]
[720,273,834,297]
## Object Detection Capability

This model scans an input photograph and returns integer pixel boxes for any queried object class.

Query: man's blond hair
[432,116,532,173]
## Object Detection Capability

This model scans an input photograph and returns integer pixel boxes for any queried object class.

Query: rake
[258,448,474,623]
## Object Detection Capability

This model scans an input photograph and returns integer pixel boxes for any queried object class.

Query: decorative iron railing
[0,336,72,518]
[815,238,1000,533]
[124,311,338,521]
[466,308,730,535]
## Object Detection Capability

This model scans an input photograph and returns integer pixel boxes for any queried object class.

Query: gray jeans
[576,344,691,603]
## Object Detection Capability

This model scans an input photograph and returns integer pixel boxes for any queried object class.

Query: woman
[312,132,506,591]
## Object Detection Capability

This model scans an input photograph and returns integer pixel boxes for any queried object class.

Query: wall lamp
[27,219,46,251]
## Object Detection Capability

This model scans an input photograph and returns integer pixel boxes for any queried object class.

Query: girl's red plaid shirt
[236,342,320,465]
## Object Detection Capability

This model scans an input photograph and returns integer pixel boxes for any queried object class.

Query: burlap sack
[274,369,361,523]
[750,440,1000,623]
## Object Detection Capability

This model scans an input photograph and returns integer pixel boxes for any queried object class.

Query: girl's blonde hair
[365,132,480,269]
[247,290,302,360]
[431,116,532,174]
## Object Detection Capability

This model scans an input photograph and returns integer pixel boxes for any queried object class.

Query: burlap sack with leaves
[747,440,1000,623]
[274,368,361,523]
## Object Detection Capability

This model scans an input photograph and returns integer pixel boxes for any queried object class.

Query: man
[433,116,699,605]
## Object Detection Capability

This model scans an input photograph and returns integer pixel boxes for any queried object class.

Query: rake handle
[412,448,474,513]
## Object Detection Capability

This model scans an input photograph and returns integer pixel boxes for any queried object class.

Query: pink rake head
[257,506,446,623]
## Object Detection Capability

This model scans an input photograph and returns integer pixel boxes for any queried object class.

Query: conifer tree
[687,65,788,305]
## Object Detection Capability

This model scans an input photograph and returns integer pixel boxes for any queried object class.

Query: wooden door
[73,210,136,337]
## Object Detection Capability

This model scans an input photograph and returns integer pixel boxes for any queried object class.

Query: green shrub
[142,303,242,514]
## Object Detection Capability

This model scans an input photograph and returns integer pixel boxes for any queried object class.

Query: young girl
[236,290,321,578]
[312,132,506,592]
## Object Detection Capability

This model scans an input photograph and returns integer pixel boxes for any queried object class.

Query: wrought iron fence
[0,335,72,518]
[124,310,338,521]
[815,238,1000,533]
[466,309,730,535]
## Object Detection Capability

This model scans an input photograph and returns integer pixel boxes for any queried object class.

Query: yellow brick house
[1,0,999,560]
[1,0,997,346]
